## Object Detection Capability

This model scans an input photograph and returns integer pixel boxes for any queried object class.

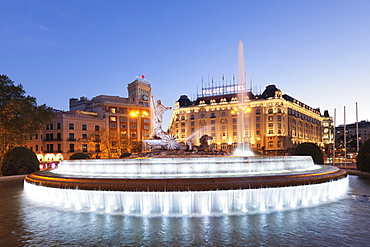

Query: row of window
[31,143,100,153]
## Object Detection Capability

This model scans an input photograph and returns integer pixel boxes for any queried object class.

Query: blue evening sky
[1,0,369,126]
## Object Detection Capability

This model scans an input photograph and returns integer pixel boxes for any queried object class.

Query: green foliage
[120,152,132,158]
[0,75,55,162]
[293,142,324,164]
[1,146,39,176]
[356,139,370,172]
[70,153,90,160]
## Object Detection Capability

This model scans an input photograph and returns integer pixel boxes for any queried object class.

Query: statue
[152,99,172,139]
[199,134,213,152]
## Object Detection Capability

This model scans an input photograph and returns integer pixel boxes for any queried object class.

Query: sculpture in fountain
[147,98,179,150]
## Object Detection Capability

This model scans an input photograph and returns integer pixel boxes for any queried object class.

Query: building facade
[26,79,153,162]
[169,84,327,155]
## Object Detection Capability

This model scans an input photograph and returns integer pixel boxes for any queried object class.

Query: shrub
[356,139,370,172]
[120,152,132,158]
[1,147,40,176]
[293,142,324,164]
[70,153,90,160]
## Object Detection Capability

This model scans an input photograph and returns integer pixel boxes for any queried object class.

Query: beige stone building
[26,79,153,163]
[169,84,327,155]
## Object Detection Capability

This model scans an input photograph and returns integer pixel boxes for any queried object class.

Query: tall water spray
[234,41,254,156]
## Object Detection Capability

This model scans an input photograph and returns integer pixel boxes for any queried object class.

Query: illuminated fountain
[24,156,348,216]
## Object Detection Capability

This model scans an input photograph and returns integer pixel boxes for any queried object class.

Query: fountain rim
[25,165,347,192]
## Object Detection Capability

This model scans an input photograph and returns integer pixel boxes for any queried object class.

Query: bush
[356,139,370,172]
[70,153,90,160]
[293,142,324,164]
[120,152,132,158]
[1,147,40,176]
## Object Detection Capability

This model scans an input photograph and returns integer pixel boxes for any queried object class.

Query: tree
[293,142,324,165]
[1,146,39,176]
[0,75,54,162]
[356,139,370,172]
[70,153,90,160]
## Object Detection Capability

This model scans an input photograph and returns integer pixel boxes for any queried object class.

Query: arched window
[221,112,227,117]
[200,114,205,119]
[210,113,216,118]
[256,109,261,115]
[268,108,273,114]
[181,116,185,120]
[277,108,282,113]
[190,115,195,120]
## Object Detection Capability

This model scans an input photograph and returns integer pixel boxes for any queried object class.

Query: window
[268,123,273,128]
[95,144,100,152]
[131,124,137,129]
[131,132,137,138]
[143,119,150,123]
[121,117,127,122]
[256,130,260,135]
[82,124,87,130]
[36,145,38,151]
[82,144,88,152]
[277,108,282,113]
[144,125,150,129]
[232,118,237,123]
[69,133,75,140]
[57,123,61,129]
[211,120,216,125]
[200,114,205,119]
[191,121,195,126]
[35,134,38,140]
[256,109,261,115]
[181,116,185,120]
[110,123,116,128]
[268,130,273,134]
[210,113,216,118]
[256,124,260,129]
[256,116,260,122]
[221,112,227,117]
[277,115,282,121]
[69,144,75,152]
[121,124,127,129]
[69,123,74,130]
[268,116,273,121]
[120,109,126,114]
[268,109,273,114]
[190,115,195,120]
[110,116,117,122]
[50,123,53,130]
[111,108,116,113]
[95,125,100,131]
[82,134,87,139]
[268,141,274,148]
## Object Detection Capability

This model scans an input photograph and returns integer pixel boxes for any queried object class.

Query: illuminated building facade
[169,84,326,155]
[27,79,152,162]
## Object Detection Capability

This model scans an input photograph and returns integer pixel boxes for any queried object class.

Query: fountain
[23,41,348,217]
[24,155,348,216]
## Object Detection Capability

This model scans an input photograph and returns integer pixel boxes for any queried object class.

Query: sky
[1,0,370,127]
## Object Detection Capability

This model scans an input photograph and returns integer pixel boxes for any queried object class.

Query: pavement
[0,174,27,182]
